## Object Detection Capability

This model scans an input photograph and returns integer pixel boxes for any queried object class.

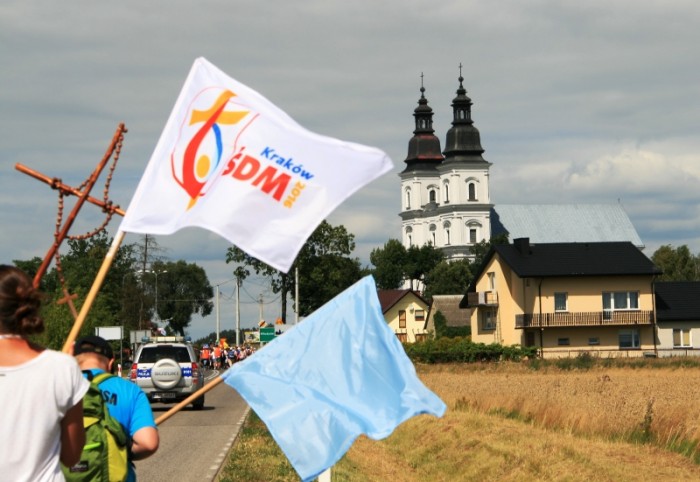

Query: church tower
[399,70,492,261]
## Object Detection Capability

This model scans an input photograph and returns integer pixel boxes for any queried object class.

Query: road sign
[260,326,276,343]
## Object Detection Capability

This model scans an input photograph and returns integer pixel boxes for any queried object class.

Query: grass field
[217,360,700,481]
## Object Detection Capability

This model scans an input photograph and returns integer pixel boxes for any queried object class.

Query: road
[134,370,249,482]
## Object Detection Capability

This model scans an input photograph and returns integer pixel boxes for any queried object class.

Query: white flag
[119,57,393,272]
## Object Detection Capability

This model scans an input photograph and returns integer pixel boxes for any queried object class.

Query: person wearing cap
[73,335,159,482]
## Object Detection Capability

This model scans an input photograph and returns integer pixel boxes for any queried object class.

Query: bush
[433,310,471,339]
[403,338,536,364]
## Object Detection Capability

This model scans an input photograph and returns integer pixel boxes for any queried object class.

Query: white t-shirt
[0,349,90,481]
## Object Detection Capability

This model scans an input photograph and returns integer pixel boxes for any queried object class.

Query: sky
[2,1,699,340]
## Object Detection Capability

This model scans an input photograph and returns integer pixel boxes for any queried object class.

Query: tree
[15,232,142,349]
[369,239,407,289]
[294,222,362,316]
[225,246,291,323]
[651,244,700,281]
[423,258,473,301]
[147,260,214,336]
[225,220,361,321]
[404,243,445,290]
[297,253,362,316]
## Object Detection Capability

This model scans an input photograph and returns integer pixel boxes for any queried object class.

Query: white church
[399,73,492,261]
[399,72,643,261]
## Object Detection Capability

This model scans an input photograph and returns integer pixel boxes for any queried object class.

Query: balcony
[515,310,654,329]
[466,291,498,307]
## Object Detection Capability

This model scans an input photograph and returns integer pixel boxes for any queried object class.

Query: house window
[398,310,406,329]
[588,337,600,346]
[673,328,691,348]
[487,272,496,290]
[481,309,496,330]
[603,291,640,320]
[603,291,639,311]
[557,338,570,346]
[554,292,568,312]
[396,333,407,342]
[468,182,476,201]
[469,228,477,244]
[415,309,425,321]
[618,329,640,349]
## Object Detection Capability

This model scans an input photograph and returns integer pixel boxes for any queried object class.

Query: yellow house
[461,238,662,358]
[378,289,430,342]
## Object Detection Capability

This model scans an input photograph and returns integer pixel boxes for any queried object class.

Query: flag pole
[62,230,127,353]
[155,375,225,425]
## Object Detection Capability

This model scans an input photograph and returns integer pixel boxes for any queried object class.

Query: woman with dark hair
[0,265,89,481]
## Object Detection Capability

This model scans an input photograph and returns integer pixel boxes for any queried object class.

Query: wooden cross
[14,123,127,318]
[57,288,79,319]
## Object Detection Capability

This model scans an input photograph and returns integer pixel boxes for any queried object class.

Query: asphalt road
[134,370,249,482]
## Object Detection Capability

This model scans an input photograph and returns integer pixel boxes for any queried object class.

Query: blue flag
[221,275,446,482]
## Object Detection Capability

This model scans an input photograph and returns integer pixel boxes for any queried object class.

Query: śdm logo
[171,89,249,209]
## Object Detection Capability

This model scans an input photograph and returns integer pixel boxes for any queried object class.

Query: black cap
[74,335,114,359]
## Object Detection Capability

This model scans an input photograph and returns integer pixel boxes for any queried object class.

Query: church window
[468,182,477,201]
[429,189,436,203]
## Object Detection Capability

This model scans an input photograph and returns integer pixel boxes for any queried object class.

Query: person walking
[73,335,159,482]
[0,265,89,481]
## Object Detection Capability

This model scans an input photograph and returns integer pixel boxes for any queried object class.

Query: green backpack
[62,372,129,482]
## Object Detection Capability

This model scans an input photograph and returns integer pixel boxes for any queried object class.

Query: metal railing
[516,310,653,328]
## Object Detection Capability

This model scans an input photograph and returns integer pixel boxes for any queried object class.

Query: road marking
[210,408,251,481]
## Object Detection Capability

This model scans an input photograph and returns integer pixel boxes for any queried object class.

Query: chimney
[513,237,530,255]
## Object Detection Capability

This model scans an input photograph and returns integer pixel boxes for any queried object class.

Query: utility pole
[215,285,220,343]
[235,277,241,346]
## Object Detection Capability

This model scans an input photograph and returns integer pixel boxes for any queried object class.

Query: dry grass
[220,362,700,481]
[420,363,700,451]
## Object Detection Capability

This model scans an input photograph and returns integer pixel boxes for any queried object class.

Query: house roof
[427,295,469,329]
[462,239,661,308]
[377,289,428,314]
[495,240,660,278]
[491,204,644,248]
[655,281,700,322]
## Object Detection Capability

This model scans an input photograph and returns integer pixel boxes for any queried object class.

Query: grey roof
[492,204,644,249]
[427,295,469,331]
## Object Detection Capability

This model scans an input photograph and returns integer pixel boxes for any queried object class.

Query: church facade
[399,74,492,261]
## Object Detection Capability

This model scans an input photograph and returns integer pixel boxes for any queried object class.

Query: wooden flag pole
[155,375,226,425]
[62,230,126,353]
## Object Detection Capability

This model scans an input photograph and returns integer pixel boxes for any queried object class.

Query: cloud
[2,1,700,341]
[566,147,700,198]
